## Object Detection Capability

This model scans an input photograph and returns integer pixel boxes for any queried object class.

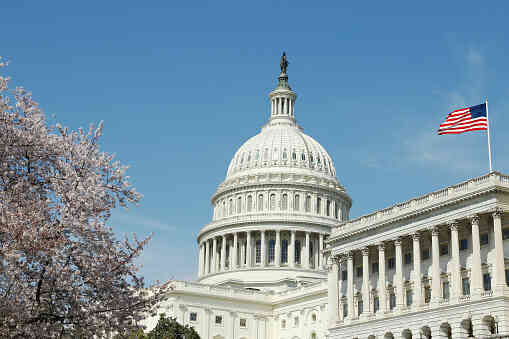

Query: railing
[332,172,508,239]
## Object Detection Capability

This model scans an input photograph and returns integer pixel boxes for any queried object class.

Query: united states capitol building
[142,56,509,339]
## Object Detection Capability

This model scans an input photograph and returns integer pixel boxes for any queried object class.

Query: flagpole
[486,99,493,172]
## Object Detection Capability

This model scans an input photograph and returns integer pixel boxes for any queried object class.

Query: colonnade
[271,96,294,116]
[328,210,506,325]
[198,230,328,277]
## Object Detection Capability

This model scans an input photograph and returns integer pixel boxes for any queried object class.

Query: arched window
[295,240,301,264]
[229,199,234,215]
[268,239,275,263]
[247,152,251,162]
[281,239,288,263]
[222,200,226,216]
[255,240,261,264]
[281,194,288,210]
[310,154,314,163]
[334,202,339,219]
[247,195,253,212]
[258,194,264,211]
[317,156,321,164]
[316,197,322,214]
[270,194,276,210]
[292,151,297,160]
[294,194,300,211]
[326,199,331,216]
[301,152,306,161]
[305,196,311,212]
[237,196,242,214]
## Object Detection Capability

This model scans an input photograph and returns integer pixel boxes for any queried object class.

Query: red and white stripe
[437,107,488,135]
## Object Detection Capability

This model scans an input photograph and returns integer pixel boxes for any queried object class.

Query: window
[388,257,395,270]
[424,286,431,303]
[258,194,263,211]
[406,290,413,306]
[503,228,509,240]
[462,277,470,296]
[293,194,300,211]
[356,267,363,277]
[341,270,347,281]
[301,152,306,161]
[229,199,234,215]
[264,148,268,160]
[281,319,286,329]
[357,300,363,316]
[255,240,261,264]
[373,296,380,312]
[292,151,297,160]
[480,233,489,246]
[281,240,288,263]
[310,154,314,163]
[483,273,491,291]
[312,313,317,322]
[237,197,242,214]
[294,317,299,327]
[240,318,247,328]
[440,243,449,256]
[442,281,450,300]
[460,238,468,251]
[372,262,379,274]
[326,200,331,216]
[282,194,288,210]
[335,203,339,219]
[389,293,396,310]
[272,148,278,160]
[422,248,431,260]
[255,149,260,160]
[222,201,226,216]
[247,152,251,162]
[247,195,252,212]
[404,253,412,265]
[268,239,275,263]
[190,312,197,322]
[316,198,321,214]
[305,196,311,212]
[270,194,276,210]
[295,240,301,264]
[343,303,348,318]
[215,315,223,325]
[309,241,314,266]
[283,150,288,160]
[506,270,509,286]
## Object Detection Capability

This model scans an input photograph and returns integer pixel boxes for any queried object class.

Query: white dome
[226,122,338,181]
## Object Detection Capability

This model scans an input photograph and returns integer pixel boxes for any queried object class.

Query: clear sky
[2,1,509,283]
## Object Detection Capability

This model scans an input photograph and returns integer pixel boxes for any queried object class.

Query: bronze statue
[280,52,288,74]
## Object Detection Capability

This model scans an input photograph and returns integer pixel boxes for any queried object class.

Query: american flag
[437,103,488,135]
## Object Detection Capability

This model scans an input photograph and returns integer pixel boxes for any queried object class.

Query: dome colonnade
[197,55,351,288]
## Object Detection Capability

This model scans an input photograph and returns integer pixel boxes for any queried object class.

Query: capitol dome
[196,54,352,291]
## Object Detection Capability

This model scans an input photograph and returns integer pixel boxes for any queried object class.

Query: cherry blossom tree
[0,58,165,338]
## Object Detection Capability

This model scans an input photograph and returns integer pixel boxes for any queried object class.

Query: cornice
[328,172,509,245]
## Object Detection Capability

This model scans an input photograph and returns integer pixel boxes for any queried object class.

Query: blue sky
[2,1,509,283]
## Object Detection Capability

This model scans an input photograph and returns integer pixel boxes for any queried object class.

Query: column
[314,237,319,269]
[289,231,296,268]
[328,255,339,326]
[233,232,238,269]
[279,97,282,114]
[470,215,483,298]
[361,247,371,316]
[246,231,252,268]
[395,237,404,310]
[338,258,345,321]
[347,251,354,319]
[240,239,246,267]
[378,243,387,313]
[449,221,461,301]
[221,235,226,271]
[319,233,325,268]
[205,240,210,274]
[212,237,217,273]
[304,232,310,269]
[431,227,441,305]
[198,243,203,277]
[275,230,281,267]
[492,209,506,293]
[261,230,266,267]
[412,232,422,307]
